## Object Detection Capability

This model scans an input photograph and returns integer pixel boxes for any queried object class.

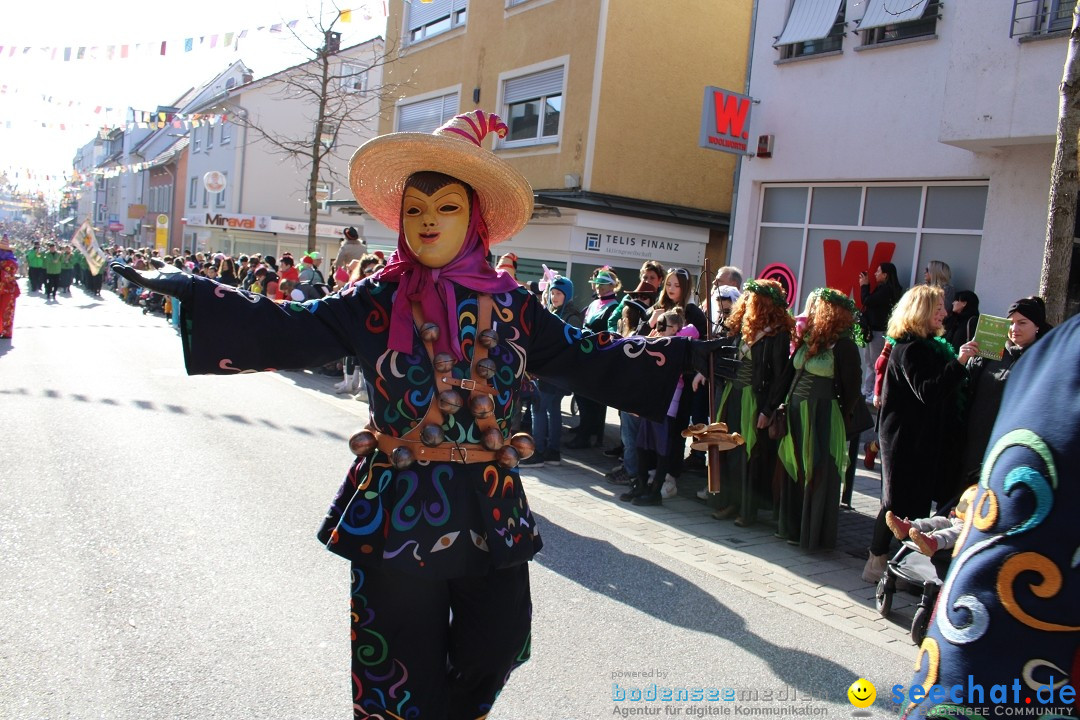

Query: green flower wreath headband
[744,279,787,307]
[816,287,856,313]
[814,287,867,347]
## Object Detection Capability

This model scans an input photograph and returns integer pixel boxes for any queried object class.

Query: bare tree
[1042,6,1080,324]
[229,14,407,252]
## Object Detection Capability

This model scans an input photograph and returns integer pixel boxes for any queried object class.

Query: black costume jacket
[178,276,690,579]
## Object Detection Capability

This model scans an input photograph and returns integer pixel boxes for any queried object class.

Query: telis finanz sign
[699,86,753,156]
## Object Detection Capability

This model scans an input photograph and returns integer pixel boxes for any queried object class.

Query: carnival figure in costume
[111,110,734,720]
[903,315,1079,719]
[0,234,20,339]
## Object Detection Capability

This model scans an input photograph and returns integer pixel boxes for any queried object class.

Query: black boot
[632,474,662,506]
[619,476,645,502]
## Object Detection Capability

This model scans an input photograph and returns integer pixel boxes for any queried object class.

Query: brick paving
[519,403,924,662]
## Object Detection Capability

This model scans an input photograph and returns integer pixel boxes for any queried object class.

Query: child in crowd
[885,484,977,555]
[621,309,697,505]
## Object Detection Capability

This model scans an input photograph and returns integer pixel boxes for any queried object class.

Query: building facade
[182,38,385,263]
[729,0,1073,316]
[365,0,750,295]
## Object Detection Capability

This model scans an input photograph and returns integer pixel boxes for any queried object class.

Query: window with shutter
[501,65,564,146]
[396,93,460,133]
[406,0,468,45]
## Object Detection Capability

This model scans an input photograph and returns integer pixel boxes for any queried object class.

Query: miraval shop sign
[186,212,272,231]
[572,227,703,265]
[699,86,753,156]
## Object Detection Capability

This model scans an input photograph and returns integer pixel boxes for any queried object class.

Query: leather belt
[375,431,499,465]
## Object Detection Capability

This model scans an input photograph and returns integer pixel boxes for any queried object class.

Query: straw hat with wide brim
[349,110,533,246]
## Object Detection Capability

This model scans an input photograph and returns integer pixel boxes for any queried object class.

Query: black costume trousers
[349,562,532,720]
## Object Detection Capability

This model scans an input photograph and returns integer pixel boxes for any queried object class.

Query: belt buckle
[458,378,477,391]
[451,446,468,463]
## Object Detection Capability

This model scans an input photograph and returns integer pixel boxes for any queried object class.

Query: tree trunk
[305,51,333,254]
[1042,7,1080,325]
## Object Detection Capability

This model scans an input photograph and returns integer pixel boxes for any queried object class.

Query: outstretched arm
[112,260,369,375]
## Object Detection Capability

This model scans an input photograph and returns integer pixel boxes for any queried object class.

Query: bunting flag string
[0,110,234,134]
[0,3,387,63]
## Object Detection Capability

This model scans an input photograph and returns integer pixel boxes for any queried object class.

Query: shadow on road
[532,513,864,700]
[0,386,349,441]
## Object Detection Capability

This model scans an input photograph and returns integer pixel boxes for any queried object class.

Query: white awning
[857,0,931,31]
[774,0,845,46]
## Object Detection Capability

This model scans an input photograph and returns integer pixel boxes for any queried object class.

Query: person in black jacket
[858,262,903,401]
[943,289,979,353]
[863,285,975,582]
[522,275,584,467]
[955,295,1050,483]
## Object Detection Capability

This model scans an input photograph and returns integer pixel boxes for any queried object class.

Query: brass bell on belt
[475,358,496,380]
[469,394,495,419]
[481,427,505,451]
[348,430,378,457]
[495,445,520,469]
[420,424,446,447]
[438,389,464,414]
[420,323,440,343]
[478,329,499,348]
[390,446,415,469]
[509,432,535,460]
[433,352,455,373]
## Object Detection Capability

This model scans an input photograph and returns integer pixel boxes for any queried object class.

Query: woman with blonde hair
[706,279,794,526]
[924,259,955,308]
[765,288,863,550]
[862,284,974,582]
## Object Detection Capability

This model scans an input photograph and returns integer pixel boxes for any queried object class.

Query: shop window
[761,186,808,224]
[775,0,846,60]
[863,187,922,228]
[923,186,988,230]
[859,0,940,46]
[809,187,861,226]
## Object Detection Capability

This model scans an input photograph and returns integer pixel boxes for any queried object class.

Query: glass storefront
[754,182,989,310]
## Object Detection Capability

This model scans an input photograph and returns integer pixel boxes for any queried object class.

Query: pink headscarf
[373,192,519,360]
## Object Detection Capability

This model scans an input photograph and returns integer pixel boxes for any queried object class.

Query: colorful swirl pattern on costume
[904,317,1080,719]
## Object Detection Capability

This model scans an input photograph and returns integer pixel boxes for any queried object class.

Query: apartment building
[366,0,751,294]
[182,38,385,262]
[729,0,1074,316]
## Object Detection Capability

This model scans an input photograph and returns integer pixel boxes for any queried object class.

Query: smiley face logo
[847,678,876,708]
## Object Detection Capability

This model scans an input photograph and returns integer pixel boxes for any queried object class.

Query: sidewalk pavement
[518,403,922,661]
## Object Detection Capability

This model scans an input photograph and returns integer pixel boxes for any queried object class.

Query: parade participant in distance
[111,110,733,720]
[0,234,20,338]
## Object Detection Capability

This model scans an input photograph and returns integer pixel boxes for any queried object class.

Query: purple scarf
[373,196,519,360]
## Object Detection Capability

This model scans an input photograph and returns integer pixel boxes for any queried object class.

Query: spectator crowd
[6,216,1055,583]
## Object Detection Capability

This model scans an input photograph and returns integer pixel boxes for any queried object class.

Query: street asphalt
[1,283,920,720]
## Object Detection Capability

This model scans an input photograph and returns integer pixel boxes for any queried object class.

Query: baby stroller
[873,489,965,645]
[874,539,951,645]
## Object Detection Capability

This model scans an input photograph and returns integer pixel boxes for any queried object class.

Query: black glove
[110,260,194,304]
[690,336,739,381]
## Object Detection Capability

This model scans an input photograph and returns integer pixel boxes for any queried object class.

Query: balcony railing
[1011,0,1076,38]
